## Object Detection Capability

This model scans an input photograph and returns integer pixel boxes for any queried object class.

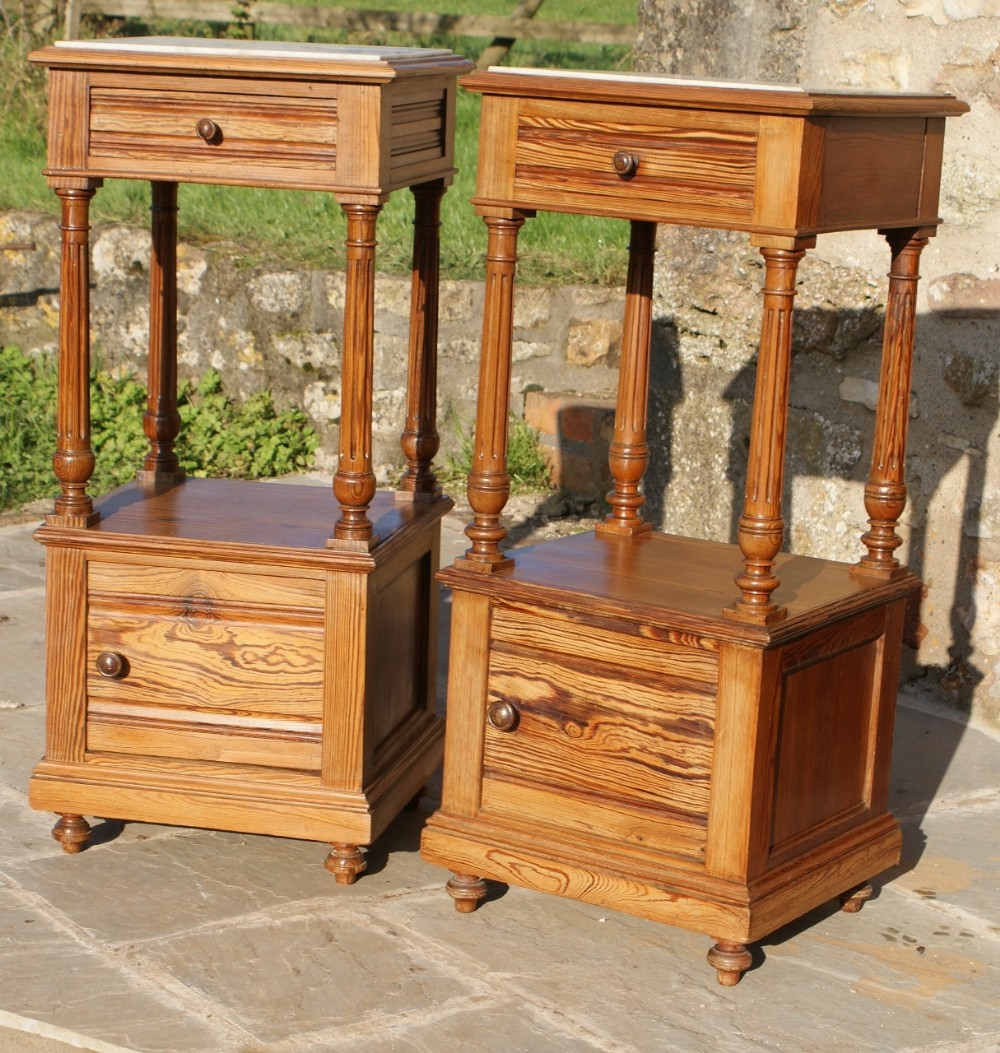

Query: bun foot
[325,842,367,885]
[446,872,488,913]
[840,881,874,913]
[707,941,752,986]
[52,814,92,854]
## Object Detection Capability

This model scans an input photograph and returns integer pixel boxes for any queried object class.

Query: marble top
[487,66,953,99]
[54,36,455,63]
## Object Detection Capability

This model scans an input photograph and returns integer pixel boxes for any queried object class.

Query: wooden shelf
[443,529,918,642]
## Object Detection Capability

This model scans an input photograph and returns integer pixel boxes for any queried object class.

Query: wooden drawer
[478,602,718,861]
[508,98,760,226]
[85,560,325,768]
[88,80,338,181]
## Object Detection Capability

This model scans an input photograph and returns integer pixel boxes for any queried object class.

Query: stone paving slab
[1,515,999,1053]
[0,1014,135,1053]
[0,888,232,1052]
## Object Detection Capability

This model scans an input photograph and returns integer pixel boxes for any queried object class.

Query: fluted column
[853,229,927,579]
[331,202,381,548]
[727,245,806,624]
[398,180,445,502]
[598,219,656,538]
[138,180,184,489]
[49,187,99,527]
[458,213,525,571]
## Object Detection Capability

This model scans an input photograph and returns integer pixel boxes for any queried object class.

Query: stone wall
[632,0,1000,727]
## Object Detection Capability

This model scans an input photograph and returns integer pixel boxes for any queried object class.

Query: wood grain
[86,595,325,715]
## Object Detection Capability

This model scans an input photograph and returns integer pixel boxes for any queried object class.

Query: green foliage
[176,368,318,480]
[438,411,551,495]
[0,345,59,511]
[0,348,318,513]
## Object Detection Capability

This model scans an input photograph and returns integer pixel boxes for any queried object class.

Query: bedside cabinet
[420,68,967,982]
[28,37,473,881]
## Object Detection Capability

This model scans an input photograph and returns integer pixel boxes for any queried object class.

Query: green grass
[281,0,635,20]
[0,3,633,285]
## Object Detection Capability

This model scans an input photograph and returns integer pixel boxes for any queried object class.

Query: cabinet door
[85,561,326,770]
[478,601,719,862]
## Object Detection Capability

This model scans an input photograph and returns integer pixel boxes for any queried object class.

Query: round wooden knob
[487,700,520,733]
[195,118,220,143]
[95,651,126,679]
[611,150,640,178]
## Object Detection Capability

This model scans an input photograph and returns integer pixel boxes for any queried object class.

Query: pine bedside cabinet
[419,68,967,982]
[27,37,473,883]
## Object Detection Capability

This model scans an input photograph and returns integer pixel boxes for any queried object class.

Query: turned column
[137,180,184,489]
[48,186,99,527]
[331,202,381,549]
[457,213,526,571]
[598,219,656,538]
[853,229,928,579]
[398,180,445,502]
[727,243,809,625]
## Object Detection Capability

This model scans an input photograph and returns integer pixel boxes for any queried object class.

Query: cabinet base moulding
[421,811,901,944]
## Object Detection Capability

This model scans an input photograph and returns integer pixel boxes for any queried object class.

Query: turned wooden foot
[839,881,874,913]
[707,940,753,986]
[446,872,488,913]
[51,814,92,854]
[324,843,367,885]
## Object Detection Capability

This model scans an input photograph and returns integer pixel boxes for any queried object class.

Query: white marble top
[490,66,806,93]
[487,66,946,98]
[55,36,454,63]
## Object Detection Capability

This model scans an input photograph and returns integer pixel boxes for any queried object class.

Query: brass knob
[95,651,127,679]
[611,150,640,178]
[487,700,520,733]
[195,118,221,143]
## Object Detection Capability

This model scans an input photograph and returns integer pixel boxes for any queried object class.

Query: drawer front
[86,562,325,719]
[509,99,759,226]
[479,603,718,860]
[88,85,337,180]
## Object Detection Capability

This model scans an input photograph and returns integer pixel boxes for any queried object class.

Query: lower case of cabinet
[421,529,920,976]
[33,479,449,860]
